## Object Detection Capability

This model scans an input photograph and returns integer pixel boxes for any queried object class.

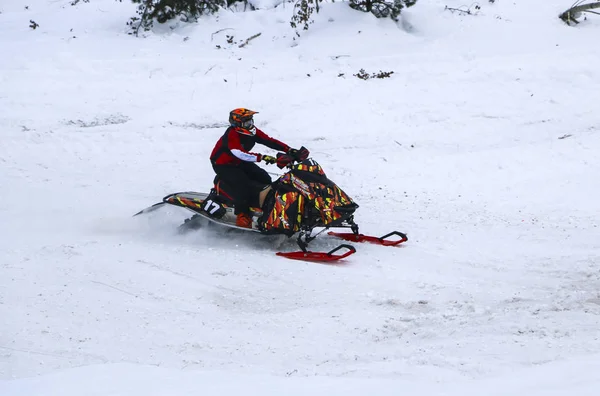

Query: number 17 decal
[203,199,220,215]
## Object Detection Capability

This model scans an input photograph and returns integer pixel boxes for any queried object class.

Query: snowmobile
[134,148,407,262]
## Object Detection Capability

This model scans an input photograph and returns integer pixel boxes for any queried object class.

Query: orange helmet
[229,108,258,136]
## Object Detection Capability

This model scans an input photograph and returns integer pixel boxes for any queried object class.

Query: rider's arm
[227,130,263,162]
[254,129,290,152]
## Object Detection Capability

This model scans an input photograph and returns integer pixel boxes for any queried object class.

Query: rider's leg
[241,162,273,209]
[241,162,272,184]
[258,185,272,208]
[211,164,253,215]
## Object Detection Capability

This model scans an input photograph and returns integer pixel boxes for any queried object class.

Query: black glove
[287,146,310,161]
[260,154,277,165]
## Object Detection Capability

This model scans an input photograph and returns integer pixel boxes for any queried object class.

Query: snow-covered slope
[1,0,600,394]
[4,356,600,396]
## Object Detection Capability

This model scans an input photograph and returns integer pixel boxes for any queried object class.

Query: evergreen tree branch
[559,1,600,25]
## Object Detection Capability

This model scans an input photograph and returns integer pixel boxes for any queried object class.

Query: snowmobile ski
[327,230,408,246]
[276,244,356,262]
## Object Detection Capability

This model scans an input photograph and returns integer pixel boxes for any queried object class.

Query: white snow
[1,0,600,394]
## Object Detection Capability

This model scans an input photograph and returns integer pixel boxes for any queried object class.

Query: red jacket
[210,126,290,165]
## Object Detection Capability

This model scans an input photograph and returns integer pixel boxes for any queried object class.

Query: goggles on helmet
[241,118,254,129]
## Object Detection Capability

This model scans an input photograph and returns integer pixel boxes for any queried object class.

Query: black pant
[212,162,272,214]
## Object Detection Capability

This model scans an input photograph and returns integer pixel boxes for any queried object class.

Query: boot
[236,212,253,229]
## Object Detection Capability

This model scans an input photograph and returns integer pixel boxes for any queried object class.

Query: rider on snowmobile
[210,108,309,228]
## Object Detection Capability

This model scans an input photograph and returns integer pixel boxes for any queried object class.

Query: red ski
[276,244,356,262]
[328,231,408,246]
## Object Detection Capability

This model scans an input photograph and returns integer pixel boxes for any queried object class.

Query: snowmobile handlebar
[275,146,310,169]
[275,152,296,169]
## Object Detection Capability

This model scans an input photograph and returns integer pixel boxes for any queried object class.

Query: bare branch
[204,64,217,75]
[238,32,261,48]
[444,3,481,16]
[210,28,233,41]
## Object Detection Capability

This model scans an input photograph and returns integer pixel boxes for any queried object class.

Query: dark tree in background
[290,0,323,33]
[349,0,417,21]
[290,0,417,36]
[128,0,227,35]
[124,0,419,37]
